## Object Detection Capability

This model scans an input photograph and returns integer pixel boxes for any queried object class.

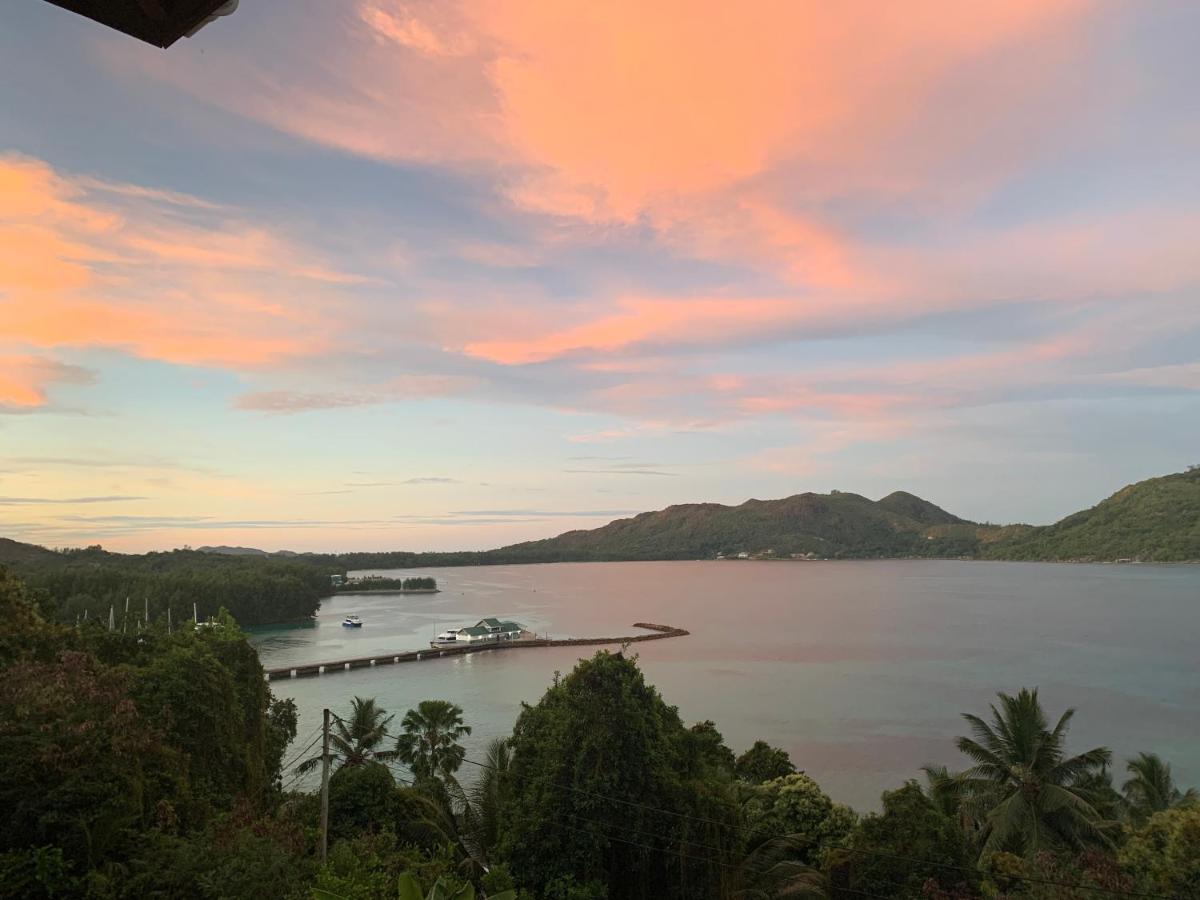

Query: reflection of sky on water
[251,560,1200,810]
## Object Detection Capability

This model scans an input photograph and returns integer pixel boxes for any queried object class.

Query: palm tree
[295,696,396,775]
[395,700,472,783]
[919,763,978,837]
[1122,752,1198,823]
[735,834,827,899]
[462,736,512,864]
[954,688,1112,857]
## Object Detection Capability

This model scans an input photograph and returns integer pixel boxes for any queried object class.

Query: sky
[1,1,1198,553]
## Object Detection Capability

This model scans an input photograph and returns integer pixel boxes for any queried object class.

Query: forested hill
[984,467,1200,562]
[481,490,996,562]
[0,543,338,626]
[315,469,1199,567]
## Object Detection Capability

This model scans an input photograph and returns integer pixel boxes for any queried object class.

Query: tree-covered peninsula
[0,541,339,626]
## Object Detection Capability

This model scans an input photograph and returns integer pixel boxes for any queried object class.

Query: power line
[280,729,324,774]
[312,752,1158,900]
[315,726,1173,900]
[549,817,895,900]
[281,727,322,764]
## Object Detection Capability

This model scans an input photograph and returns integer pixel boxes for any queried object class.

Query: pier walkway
[262,622,688,680]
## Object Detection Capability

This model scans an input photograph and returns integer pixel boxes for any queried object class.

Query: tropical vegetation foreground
[0,567,1196,899]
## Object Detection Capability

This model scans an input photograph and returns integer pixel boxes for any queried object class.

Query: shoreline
[332,587,441,595]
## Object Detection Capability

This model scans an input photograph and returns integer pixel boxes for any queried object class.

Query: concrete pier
[263,622,688,680]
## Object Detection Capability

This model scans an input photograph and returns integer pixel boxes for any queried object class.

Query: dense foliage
[1,565,1197,899]
[0,542,338,626]
[0,566,299,897]
[986,467,1200,562]
[498,652,743,899]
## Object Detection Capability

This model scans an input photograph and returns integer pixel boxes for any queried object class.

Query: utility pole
[319,707,331,865]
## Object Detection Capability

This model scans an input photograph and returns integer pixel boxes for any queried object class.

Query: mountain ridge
[3,468,1196,566]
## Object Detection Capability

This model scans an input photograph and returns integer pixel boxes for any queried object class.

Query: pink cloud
[0,355,95,410]
[0,154,366,392]
[461,296,814,364]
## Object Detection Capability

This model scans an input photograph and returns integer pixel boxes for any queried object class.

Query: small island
[331,574,439,594]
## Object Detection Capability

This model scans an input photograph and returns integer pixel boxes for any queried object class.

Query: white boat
[342,615,363,628]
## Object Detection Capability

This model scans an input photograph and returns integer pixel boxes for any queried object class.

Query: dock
[262,622,688,680]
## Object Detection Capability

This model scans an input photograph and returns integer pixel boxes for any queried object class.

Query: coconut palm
[919,763,978,837]
[295,696,396,775]
[1122,752,1198,823]
[463,736,513,864]
[395,699,472,783]
[735,834,827,900]
[954,688,1112,857]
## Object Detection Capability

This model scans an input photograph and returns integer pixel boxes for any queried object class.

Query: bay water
[249,560,1200,809]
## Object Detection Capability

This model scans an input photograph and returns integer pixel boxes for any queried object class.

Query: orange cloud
[0,355,94,410]
[490,2,1076,209]
[0,155,364,388]
[111,0,1102,297]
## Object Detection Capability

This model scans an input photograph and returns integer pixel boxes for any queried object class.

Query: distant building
[433,617,523,647]
[330,574,345,586]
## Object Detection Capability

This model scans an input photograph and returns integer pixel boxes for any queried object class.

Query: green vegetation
[1,564,1197,898]
[985,467,1200,562]
[311,467,1200,566]
[953,688,1113,856]
[395,700,472,785]
[0,541,338,626]
[296,697,397,775]
[1122,752,1199,824]
[736,740,798,784]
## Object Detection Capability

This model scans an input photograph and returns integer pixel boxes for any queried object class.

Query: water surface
[250,560,1200,809]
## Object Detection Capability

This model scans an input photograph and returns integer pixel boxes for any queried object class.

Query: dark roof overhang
[44,0,238,48]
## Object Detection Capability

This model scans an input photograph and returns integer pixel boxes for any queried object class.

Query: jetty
[262,622,688,680]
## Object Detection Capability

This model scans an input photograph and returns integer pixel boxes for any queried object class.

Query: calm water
[249,560,1200,810]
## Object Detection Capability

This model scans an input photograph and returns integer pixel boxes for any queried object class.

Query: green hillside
[0,537,56,565]
[488,489,986,561]
[6,469,1196,584]
[986,467,1200,562]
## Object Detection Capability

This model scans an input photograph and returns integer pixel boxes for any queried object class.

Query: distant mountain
[196,545,299,557]
[0,537,56,565]
[876,491,969,525]
[5,469,1196,570]
[484,489,993,562]
[985,467,1200,562]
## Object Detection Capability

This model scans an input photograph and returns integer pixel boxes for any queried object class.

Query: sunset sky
[2,1,1198,552]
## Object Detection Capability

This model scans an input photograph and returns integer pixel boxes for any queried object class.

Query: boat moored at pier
[432,617,523,648]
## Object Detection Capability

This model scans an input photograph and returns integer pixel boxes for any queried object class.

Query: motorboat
[342,615,363,628]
